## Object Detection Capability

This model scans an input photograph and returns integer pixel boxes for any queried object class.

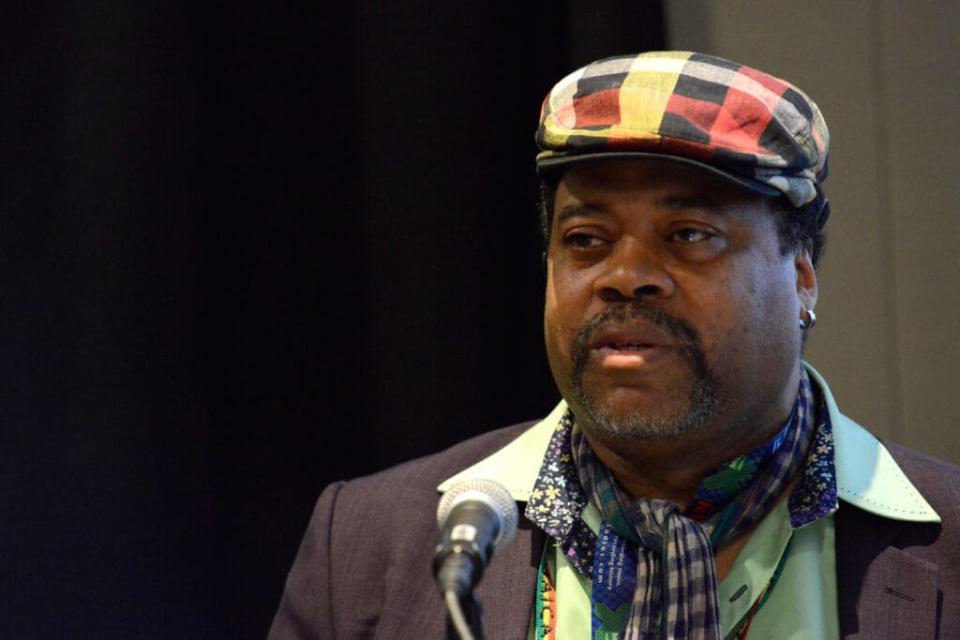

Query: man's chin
[570,386,720,442]
[576,406,708,441]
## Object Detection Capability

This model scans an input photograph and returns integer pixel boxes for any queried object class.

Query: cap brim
[536,152,781,199]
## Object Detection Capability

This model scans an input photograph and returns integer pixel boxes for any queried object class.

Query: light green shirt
[439,364,940,638]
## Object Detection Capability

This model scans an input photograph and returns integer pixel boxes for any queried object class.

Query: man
[269,52,959,639]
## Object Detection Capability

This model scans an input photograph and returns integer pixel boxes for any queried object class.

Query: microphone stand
[434,479,519,640]
[444,590,484,640]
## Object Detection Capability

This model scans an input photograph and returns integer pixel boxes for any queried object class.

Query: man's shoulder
[313,419,540,591]
[834,438,960,637]
[883,439,960,477]
[840,435,960,554]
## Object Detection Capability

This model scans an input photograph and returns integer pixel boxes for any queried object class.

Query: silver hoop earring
[799,308,817,330]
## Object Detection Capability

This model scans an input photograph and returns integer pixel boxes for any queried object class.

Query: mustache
[570,303,707,378]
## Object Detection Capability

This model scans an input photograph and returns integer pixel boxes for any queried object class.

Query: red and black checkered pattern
[536,51,829,208]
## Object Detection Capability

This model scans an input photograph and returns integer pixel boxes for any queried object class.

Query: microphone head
[436,478,519,549]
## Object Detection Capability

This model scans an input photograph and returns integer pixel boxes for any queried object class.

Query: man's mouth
[606,341,655,350]
[570,304,706,383]
[589,327,673,370]
[593,343,669,368]
[590,323,670,349]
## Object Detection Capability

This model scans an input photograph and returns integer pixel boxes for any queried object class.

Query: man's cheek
[545,326,576,385]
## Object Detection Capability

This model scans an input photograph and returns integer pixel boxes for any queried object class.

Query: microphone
[433,478,519,597]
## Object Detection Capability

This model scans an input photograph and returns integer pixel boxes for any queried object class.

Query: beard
[569,303,722,441]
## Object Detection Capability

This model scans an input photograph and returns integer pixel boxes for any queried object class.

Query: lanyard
[534,532,792,640]
[535,541,557,640]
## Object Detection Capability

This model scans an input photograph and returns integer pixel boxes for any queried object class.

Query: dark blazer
[268,423,960,640]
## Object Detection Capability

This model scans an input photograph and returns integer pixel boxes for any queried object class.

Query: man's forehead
[555,158,774,208]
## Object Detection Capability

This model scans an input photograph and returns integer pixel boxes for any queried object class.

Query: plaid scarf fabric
[571,371,816,639]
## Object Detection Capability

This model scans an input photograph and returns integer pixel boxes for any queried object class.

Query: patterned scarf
[570,371,816,640]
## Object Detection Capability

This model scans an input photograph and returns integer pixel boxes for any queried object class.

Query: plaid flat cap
[536,51,830,208]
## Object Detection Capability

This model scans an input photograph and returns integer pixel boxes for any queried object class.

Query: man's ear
[795,247,818,312]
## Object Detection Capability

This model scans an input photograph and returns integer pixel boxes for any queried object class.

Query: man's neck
[582,434,737,508]
[579,395,797,508]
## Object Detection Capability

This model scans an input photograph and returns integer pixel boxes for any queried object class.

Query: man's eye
[672,228,712,243]
[563,233,607,249]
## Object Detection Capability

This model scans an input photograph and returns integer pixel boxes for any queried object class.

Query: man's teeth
[613,343,650,350]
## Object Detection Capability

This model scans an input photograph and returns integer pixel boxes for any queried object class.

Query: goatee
[569,303,722,440]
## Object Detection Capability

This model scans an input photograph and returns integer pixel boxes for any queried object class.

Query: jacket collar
[439,363,940,523]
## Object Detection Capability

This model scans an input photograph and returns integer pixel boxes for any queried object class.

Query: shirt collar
[438,401,564,500]
[439,363,940,523]
[805,364,940,522]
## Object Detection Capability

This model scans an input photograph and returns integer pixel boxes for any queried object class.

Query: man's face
[543,159,817,446]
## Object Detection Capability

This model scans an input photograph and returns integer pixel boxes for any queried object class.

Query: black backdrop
[3,3,665,637]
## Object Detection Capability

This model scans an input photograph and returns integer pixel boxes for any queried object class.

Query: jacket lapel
[475,517,545,640]
[835,505,941,639]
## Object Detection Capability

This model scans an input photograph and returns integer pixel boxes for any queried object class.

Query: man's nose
[593,237,675,303]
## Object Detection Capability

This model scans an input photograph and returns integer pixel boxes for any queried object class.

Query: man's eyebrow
[657,194,731,212]
[555,204,610,224]
[557,195,735,224]
[657,192,744,216]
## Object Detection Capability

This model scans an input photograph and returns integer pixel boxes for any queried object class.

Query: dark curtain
[2,2,665,637]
